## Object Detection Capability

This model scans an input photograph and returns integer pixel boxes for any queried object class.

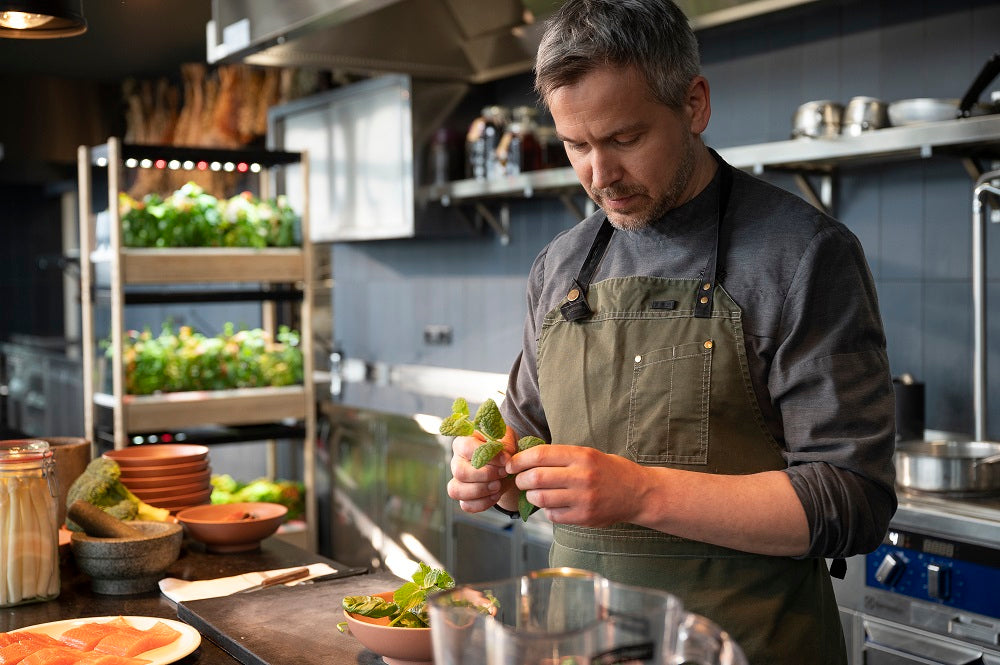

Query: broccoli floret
[65,457,170,530]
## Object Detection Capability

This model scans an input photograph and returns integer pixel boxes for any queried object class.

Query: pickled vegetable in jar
[0,439,60,607]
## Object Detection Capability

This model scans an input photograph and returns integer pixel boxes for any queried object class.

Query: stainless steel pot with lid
[894,439,1000,494]
[791,100,843,138]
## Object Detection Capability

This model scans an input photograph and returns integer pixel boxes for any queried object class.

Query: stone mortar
[70,520,182,595]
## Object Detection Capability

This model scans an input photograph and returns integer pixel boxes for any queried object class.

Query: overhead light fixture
[0,0,86,39]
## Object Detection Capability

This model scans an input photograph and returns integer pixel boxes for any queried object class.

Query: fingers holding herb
[441,397,549,521]
[439,398,508,469]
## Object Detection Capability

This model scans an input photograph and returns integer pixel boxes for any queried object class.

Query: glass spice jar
[536,124,570,170]
[498,106,542,176]
[0,439,60,607]
[466,105,510,180]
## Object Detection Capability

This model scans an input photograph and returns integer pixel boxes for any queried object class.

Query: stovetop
[893,487,1000,548]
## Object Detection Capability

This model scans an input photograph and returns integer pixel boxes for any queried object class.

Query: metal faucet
[972,169,1000,440]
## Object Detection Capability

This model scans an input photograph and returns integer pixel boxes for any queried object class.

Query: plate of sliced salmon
[0,615,200,665]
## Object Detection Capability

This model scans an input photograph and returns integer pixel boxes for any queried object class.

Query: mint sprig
[440,397,548,521]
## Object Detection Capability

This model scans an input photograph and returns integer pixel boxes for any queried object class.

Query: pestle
[68,500,144,538]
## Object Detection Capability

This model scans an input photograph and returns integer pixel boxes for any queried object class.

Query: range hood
[208,0,824,84]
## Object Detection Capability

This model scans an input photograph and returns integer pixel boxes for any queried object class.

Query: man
[446,1,897,663]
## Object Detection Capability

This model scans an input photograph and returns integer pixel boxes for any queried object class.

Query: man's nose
[589,149,622,190]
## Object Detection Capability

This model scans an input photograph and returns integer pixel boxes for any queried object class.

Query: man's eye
[614,136,639,146]
[565,141,587,152]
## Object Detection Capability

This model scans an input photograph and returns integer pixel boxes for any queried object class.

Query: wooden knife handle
[259,567,310,588]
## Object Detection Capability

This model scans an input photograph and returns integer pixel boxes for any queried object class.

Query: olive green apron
[535,158,847,665]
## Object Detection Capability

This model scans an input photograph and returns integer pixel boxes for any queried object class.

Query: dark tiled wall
[332,0,1000,437]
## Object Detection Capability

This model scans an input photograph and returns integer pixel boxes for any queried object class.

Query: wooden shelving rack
[77,138,317,551]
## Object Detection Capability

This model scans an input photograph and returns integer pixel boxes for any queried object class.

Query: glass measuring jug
[428,567,747,665]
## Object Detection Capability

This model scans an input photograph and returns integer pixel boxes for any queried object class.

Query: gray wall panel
[328,0,1000,438]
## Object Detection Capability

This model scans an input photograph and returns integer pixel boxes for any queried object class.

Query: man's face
[548,65,704,231]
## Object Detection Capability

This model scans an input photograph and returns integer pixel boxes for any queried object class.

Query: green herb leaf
[473,399,506,440]
[518,490,535,522]
[517,435,546,452]
[471,441,505,469]
[342,595,399,618]
[439,413,475,437]
[451,397,470,417]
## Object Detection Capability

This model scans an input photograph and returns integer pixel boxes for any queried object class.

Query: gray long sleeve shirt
[501,163,897,559]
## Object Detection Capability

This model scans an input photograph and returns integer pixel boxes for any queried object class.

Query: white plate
[13,615,201,665]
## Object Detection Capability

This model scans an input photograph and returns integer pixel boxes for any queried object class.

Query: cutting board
[177,570,401,665]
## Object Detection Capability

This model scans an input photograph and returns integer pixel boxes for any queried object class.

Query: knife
[235,566,312,594]
[299,566,369,585]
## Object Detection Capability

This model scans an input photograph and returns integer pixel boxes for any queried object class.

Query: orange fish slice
[93,622,179,658]
[19,646,89,665]
[73,655,150,665]
[57,624,119,651]
[0,641,44,665]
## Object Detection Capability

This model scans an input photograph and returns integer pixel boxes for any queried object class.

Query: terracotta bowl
[343,591,432,665]
[43,437,92,528]
[117,459,209,479]
[70,520,183,595]
[104,444,209,467]
[176,502,287,553]
[119,468,212,488]
[130,481,211,501]
[147,488,213,510]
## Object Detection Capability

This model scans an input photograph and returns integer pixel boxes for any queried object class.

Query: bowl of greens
[340,564,493,665]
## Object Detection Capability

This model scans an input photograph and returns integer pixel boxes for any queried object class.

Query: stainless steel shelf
[416,115,1000,206]
[719,114,1000,172]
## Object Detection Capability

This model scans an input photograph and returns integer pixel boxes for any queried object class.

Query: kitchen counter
[1,536,395,665]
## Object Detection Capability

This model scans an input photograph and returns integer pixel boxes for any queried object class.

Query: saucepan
[791,100,843,138]
[894,439,1000,494]
[888,51,1000,126]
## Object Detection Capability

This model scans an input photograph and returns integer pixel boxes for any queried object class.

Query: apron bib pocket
[627,339,712,464]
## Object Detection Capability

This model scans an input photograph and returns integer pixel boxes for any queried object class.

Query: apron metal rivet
[568,288,580,301]
[704,340,713,349]
[702,282,711,291]
[699,296,709,304]
[634,355,642,363]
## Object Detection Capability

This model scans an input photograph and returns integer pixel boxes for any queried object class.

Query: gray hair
[534,0,701,110]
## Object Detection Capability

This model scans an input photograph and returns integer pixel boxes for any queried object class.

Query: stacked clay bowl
[104,444,212,513]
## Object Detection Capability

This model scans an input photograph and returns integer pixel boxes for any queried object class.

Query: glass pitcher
[428,567,747,665]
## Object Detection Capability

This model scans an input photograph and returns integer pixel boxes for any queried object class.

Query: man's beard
[590,137,697,232]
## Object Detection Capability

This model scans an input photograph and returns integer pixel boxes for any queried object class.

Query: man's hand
[508,443,811,556]
[507,444,642,527]
[447,427,518,513]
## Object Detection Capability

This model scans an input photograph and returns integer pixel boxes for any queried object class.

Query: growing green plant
[439,397,546,521]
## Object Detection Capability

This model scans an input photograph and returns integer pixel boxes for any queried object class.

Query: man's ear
[686,76,711,134]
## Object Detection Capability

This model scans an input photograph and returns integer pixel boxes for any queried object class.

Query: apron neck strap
[561,148,734,322]
[694,149,734,318]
